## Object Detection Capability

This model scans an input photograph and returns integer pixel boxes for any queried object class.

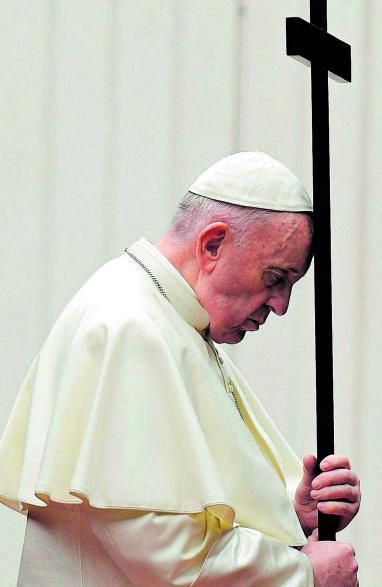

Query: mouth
[239,319,260,331]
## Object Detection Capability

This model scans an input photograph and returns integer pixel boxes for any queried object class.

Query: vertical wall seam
[232,0,244,153]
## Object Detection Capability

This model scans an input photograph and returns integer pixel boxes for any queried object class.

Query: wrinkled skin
[192,213,312,344]
[294,454,361,537]
[156,212,360,584]
[302,530,358,587]
[295,455,360,584]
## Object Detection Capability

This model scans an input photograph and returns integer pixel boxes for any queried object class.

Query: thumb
[301,454,318,485]
[307,528,319,543]
[296,455,317,502]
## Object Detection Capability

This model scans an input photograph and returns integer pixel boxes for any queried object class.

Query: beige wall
[0,2,238,584]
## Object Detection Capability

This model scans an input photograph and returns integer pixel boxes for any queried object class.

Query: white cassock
[0,237,314,586]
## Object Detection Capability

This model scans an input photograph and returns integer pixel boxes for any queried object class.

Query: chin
[210,329,246,345]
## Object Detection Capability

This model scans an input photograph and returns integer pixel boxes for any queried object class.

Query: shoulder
[75,254,158,312]
[42,254,174,356]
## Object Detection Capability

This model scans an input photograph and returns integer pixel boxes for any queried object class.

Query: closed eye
[263,271,286,288]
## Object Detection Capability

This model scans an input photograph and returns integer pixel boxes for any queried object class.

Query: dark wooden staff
[285,1,351,541]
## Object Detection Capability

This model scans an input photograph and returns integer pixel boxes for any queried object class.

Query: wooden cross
[286,1,351,541]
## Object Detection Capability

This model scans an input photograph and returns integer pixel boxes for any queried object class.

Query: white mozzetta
[1,238,313,585]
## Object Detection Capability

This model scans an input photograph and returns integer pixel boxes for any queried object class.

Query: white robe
[0,238,313,586]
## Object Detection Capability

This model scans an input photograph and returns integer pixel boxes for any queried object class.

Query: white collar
[126,238,210,334]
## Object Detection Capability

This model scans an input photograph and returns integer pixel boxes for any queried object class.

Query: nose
[266,284,292,316]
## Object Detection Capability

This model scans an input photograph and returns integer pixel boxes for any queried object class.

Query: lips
[241,319,259,331]
[253,313,269,326]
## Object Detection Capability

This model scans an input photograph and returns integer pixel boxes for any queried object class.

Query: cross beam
[286,2,351,542]
[286,18,351,82]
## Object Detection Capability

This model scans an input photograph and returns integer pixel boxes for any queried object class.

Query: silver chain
[207,340,245,422]
[125,249,170,302]
[125,248,244,421]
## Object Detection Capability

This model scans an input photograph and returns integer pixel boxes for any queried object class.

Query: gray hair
[170,191,313,248]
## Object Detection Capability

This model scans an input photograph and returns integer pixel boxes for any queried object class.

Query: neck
[154,233,199,291]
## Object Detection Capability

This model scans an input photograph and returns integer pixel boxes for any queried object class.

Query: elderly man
[0,153,360,586]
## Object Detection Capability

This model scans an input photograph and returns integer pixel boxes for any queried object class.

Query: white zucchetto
[188,152,313,212]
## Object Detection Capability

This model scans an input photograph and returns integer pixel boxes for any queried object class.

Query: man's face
[194,213,312,344]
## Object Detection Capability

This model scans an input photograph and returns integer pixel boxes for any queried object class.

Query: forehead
[247,212,312,273]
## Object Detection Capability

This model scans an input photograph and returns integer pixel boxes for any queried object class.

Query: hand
[301,530,358,587]
[294,454,361,536]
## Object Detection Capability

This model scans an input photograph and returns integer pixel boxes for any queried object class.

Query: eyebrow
[269,266,301,276]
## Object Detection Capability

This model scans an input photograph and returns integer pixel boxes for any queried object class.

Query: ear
[196,222,230,274]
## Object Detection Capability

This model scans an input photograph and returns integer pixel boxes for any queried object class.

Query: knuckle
[346,470,355,484]
[349,481,357,493]
[344,543,354,555]
[335,454,350,466]
[340,502,349,515]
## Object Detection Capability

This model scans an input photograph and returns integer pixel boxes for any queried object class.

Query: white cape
[0,238,307,547]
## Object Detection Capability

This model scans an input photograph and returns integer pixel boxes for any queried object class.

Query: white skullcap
[188,151,313,212]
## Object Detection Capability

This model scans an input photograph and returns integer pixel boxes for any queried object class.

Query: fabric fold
[0,241,306,546]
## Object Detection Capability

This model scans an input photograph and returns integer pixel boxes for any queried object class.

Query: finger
[307,530,318,542]
[301,454,317,481]
[303,454,317,472]
[343,542,356,557]
[312,469,359,489]
[320,454,351,471]
[317,501,359,517]
[310,483,359,502]
[295,455,318,503]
